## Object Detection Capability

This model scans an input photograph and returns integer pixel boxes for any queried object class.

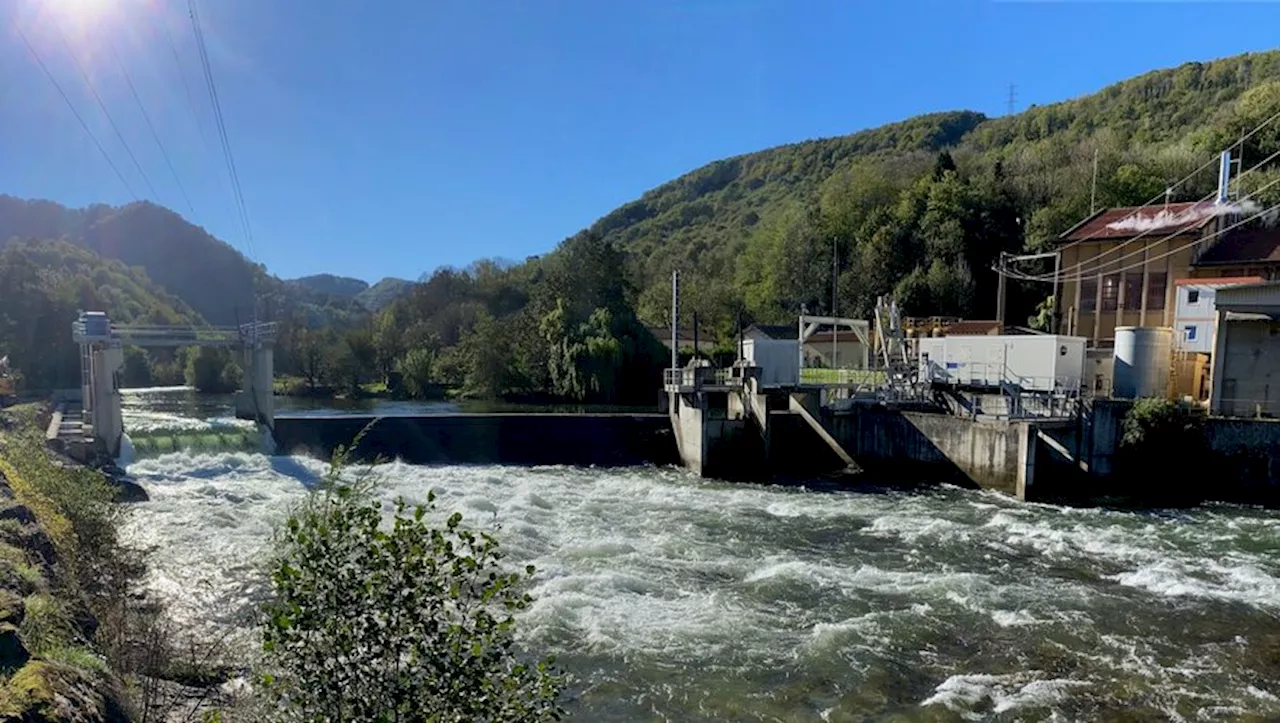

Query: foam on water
[115,392,1280,720]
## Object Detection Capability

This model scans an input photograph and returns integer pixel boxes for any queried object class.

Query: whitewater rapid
[117,389,1280,721]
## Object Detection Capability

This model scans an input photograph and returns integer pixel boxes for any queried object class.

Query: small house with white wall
[1173,277,1263,353]
[1209,281,1280,418]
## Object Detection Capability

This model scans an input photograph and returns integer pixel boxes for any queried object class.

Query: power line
[11,20,138,199]
[49,16,163,203]
[1003,170,1280,286]
[1056,106,1280,254]
[104,36,199,221]
[188,0,256,261]
[155,11,226,194]
[1018,147,1280,283]
[1048,193,1280,285]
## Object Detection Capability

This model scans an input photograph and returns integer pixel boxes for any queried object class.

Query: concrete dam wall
[273,414,680,467]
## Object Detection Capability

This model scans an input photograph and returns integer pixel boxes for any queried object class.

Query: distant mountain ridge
[288,274,370,298]
[287,274,415,312]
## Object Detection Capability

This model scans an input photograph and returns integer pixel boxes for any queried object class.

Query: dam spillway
[271,413,681,467]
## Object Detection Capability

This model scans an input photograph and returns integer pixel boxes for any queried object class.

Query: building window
[1147,272,1168,311]
[1102,274,1120,312]
[1186,325,1197,341]
[1081,277,1097,312]
[1188,289,1200,304]
[1123,275,1143,311]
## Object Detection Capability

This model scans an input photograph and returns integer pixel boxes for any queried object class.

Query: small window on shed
[1188,289,1200,304]
[1186,325,1197,342]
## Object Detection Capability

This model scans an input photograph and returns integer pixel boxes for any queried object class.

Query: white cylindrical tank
[1113,326,1172,399]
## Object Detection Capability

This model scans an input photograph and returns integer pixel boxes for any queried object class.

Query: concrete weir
[273,414,680,467]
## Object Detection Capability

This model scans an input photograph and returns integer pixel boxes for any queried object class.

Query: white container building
[918,334,1087,393]
[742,338,799,387]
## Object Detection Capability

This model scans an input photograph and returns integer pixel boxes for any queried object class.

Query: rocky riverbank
[0,403,236,722]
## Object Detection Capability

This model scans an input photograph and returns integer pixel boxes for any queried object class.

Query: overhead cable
[50,16,163,202]
[187,0,256,261]
[104,36,199,220]
[11,19,139,199]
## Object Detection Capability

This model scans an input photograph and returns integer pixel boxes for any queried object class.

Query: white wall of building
[1173,283,1219,353]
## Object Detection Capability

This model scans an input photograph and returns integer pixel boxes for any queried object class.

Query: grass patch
[41,646,107,673]
[0,542,43,591]
[18,594,73,656]
[0,518,24,537]
[0,541,26,566]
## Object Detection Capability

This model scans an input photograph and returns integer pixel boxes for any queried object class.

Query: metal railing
[663,367,737,389]
[921,361,1082,395]
[800,368,889,387]
[73,320,278,348]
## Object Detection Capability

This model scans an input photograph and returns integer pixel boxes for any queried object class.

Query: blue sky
[2,0,1279,283]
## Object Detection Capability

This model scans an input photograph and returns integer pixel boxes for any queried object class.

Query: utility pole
[693,311,699,365]
[1090,148,1099,215]
[1051,250,1061,333]
[832,237,838,370]
[670,269,679,372]
[995,252,1007,329]
[1007,84,1017,116]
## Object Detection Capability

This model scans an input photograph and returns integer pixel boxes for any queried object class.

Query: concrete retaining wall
[273,414,679,467]
[831,408,1027,495]
[1203,418,1280,502]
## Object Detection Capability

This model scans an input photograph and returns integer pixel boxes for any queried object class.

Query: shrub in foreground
[259,459,563,721]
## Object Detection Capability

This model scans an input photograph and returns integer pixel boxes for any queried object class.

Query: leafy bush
[397,347,437,400]
[185,347,241,394]
[1118,398,1208,503]
[258,457,564,721]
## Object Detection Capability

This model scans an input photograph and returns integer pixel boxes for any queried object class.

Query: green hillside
[581,51,1280,332]
[0,239,201,388]
[357,277,415,311]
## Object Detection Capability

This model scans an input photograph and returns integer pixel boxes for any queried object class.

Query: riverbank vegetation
[0,406,563,721]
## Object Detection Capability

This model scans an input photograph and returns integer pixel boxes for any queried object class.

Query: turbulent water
[117,388,1280,721]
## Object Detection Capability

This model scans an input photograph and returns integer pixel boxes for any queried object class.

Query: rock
[0,523,57,572]
[111,480,148,504]
[0,623,28,671]
[0,590,23,626]
[0,504,36,526]
[2,661,130,723]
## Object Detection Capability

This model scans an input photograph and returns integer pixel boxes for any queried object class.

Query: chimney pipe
[1217,150,1232,205]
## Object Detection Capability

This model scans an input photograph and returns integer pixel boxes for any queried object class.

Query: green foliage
[259,457,564,721]
[0,425,121,578]
[0,238,199,389]
[397,347,437,399]
[1118,399,1209,503]
[1121,398,1205,450]
[185,347,241,394]
[120,346,153,389]
[18,594,73,657]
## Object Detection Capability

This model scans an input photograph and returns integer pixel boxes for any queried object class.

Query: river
[117,387,1280,721]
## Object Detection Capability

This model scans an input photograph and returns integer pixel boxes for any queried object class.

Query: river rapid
[117,388,1280,721]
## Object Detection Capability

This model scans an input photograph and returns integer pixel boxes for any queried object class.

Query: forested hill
[289,274,369,299]
[0,197,371,329]
[287,274,415,312]
[0,197,260,325]
[589,50,1280,331]
[0,239,200,388]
